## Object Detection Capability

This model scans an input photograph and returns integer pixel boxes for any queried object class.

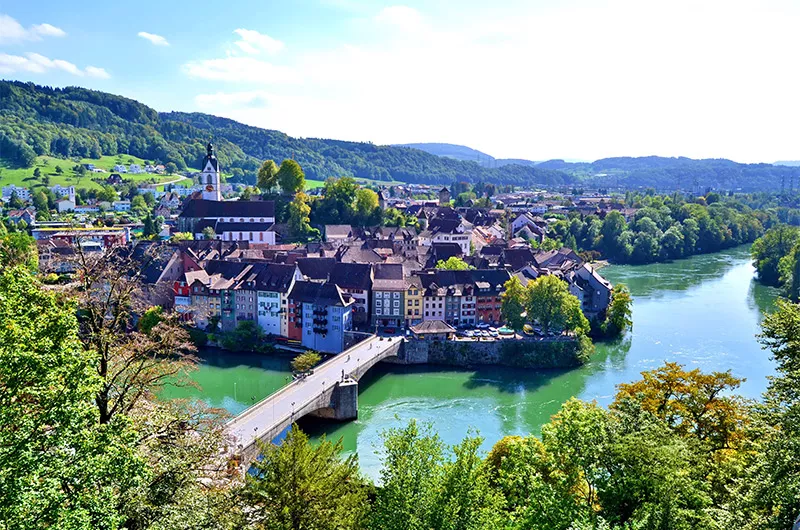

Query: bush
[41,272,60,284]
[186,328,208,348]
[291,351,322,373]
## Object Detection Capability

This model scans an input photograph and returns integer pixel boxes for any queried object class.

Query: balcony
[313,308,328,316]
[313,318,328,326]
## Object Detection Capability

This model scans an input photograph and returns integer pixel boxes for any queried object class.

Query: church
[178,143,277,244]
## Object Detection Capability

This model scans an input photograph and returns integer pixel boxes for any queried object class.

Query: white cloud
[184,56,299,83]
[138,31,169,46]
[374,6,425,32]
[0,14,66,44]
[190,1,800,162]
[85,66,111,79]
[233,29,284,55]
[31,23,66,38]
[0,52,110,78]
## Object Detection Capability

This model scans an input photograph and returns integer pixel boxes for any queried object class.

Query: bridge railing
[225,334,381,429]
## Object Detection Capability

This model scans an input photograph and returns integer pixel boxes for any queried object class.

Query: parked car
[476,322,490,329]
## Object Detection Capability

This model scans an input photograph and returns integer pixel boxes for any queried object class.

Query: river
[161,245,779,477]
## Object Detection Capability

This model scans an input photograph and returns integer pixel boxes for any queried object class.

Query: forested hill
[538,156,800,192]
[3,80,798,191]
[396,142,539,168]
[0,80,571,187]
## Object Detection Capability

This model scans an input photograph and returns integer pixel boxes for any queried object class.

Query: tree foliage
[525,275,590,335]
[244,427,370,530]
[435,256,472,270]
[291,351,322,373]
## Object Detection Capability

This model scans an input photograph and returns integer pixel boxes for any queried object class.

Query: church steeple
[200,142,222,201]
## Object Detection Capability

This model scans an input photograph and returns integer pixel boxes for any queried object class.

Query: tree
[257,159,279,193]
[0,267,128,528]
[143,213,156,238]
[0,232,38,271]
[138,305,164,334]
[244,426,369,530]
[131,194,148,214]
[170,232,193,241]
[436,256,471,270]
[370,420,444,530]
[613,362,748,450]
[277,159,305,194]
[32,190,49,213]
[745,299,800,529]
[316,177,358,224]
[603,284,633,337]
[501,276,526,331]
[751,225,800,286]
[71,243,197,425]
[525,275,589,335]
[354,188,380,225]
[33,167,41,178]
[288,191,317,242]
[291,351,322,373]
[8,191,24,209]
[97,185,118,203]
[383,207,407,227]
[202,226,217,240]
[55,165,63,174]
[165,161,178,174]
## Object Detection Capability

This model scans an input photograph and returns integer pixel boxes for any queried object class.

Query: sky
[2,0,800,163]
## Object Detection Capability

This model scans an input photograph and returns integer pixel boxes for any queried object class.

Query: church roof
[179,199,275,219]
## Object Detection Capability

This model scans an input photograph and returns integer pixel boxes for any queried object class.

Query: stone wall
[394,337,589,369]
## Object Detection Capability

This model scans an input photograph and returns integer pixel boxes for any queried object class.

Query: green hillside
[0,80,572,188]
[0,154,186,191]
[3,80,797,192]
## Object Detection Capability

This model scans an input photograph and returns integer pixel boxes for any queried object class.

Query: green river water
[162,245,779,477]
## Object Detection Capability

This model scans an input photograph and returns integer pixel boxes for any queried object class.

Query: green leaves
[245,427,369,530]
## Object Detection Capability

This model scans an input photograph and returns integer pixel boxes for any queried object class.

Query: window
[425,311,429,316]
[408,310,412,315]
[415,300,419,306]
[393,301,399,308]
[250,218,254,222]
[376,299,382,307]
[260,232,264,241]
[414,309,419,315]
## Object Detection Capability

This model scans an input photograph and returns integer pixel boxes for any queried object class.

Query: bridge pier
[309,379,359,421]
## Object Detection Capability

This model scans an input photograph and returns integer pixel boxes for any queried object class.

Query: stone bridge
[224,335,403,468]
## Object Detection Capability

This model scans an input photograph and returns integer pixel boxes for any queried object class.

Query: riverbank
[395,335,592,369]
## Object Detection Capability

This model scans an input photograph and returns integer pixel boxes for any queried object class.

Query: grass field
[0,155,186,191]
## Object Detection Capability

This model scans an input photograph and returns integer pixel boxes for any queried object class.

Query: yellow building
[405,275,424,326]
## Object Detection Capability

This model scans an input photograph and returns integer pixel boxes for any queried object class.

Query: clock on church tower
[200,142,222,201]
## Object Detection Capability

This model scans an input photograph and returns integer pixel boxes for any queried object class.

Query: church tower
[200,142,222,201]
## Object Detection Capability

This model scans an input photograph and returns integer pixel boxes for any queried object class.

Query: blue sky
[2,0,800,163]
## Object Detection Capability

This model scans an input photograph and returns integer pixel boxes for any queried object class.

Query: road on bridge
[225,335,400,453]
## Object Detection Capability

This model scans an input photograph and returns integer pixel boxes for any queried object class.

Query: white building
[56,198,75,213]
[113,164,128,173]
[50,185,75,200]
[113,200,131,212]
[129,164,143,174]
[2,185,30,201]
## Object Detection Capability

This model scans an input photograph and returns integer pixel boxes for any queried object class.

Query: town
[19,142,618,357]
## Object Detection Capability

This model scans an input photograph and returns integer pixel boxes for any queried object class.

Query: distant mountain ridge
[395,142,539,168]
